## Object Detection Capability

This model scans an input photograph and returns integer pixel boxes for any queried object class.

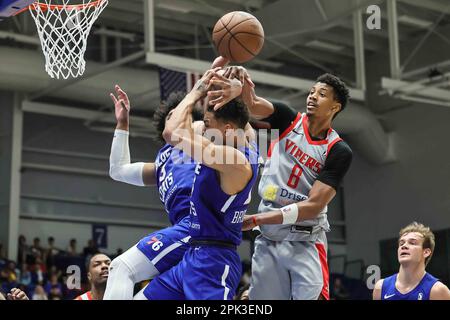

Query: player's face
[88,254,111,286]
[398,232,430,266]
[203,111,232,145]
[306,82,341,119]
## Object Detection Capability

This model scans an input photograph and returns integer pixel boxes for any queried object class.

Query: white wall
[19,219,154,254]
[344,102,450,266]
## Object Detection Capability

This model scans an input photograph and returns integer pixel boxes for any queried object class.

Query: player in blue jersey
[104,63,248,299]
[103,86,200,300]
[136,68,259,300]
[373,222,450,300]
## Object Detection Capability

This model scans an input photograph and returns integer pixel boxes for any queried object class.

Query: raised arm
[109,85,156,186]
[222,66,274,119]
[162,70,252,194]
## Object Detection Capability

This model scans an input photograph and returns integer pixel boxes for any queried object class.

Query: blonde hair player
[373,222,450,300]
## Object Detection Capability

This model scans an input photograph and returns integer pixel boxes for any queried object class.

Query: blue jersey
[189,142,259,245]
[155,144,196,225]
[381,272,438,300]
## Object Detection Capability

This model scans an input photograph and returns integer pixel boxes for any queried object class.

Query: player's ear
[87,272,92,282]
[224,124,233,136]
[332,102,341,115]
[424,248,432,259]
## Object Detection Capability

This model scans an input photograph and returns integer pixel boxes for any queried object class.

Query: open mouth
[400,252,410,257]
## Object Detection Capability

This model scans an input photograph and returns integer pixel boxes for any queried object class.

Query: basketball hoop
[27,0,108,79]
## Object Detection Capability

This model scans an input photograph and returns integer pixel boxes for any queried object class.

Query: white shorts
[249,232,329,300]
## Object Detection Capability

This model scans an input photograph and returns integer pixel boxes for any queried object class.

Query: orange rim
[15,0,106,15]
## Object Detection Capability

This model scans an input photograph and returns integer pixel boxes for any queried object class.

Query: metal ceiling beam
[381,77,450,101]
[402,60,450,79]
[353,0,366,91]
[387,0,401,79]
[144,0,155,53]
[398,0,450,13]
[400,5,450,73]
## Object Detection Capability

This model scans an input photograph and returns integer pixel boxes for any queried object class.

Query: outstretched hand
[207,71,243,110]
[110,84,130,126]
[211,56,230,69]
[224,66,254,88]
[191,67,221,99]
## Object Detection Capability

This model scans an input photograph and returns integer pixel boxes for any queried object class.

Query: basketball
[212,11,264,63]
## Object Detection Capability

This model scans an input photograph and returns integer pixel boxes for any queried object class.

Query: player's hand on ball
[208,72,243,110]
[242,215,257,231]
[110,85,130,125]
[211,56,230,69]
[224,66,254,88]
[224,66,256,110]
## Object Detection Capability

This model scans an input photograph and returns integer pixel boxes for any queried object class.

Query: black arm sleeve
[317,140,353,190]
[261,101,298,133]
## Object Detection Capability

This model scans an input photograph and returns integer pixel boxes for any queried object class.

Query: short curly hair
[152,91,203,143]
[206,99,249,129]
[316,73,350,119]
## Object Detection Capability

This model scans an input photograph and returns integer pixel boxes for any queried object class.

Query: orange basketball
[212,11,264,63]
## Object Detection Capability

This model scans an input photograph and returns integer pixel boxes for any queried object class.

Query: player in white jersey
[217,67,353,300]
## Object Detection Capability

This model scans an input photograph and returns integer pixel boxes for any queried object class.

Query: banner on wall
[92,224,108,249]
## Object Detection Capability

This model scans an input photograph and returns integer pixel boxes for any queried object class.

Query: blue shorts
[143,245,242,300]
[136,216,190,274]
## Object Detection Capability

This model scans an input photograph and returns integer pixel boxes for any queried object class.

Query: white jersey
[258,113,342,241]
[75,291,93,300]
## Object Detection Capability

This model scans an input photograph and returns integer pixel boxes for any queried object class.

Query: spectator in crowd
[17,235,28,266]
[20,263,32,287]
[44,273,63,298]
[332,277,350,300]
[32,285,48,300]
[0,244,6,268]
[47,265,62,279]
[67,239,78,257]
[46,237,60,269]
[29,258,44,285]
[2,261,19,283]
[83,239,99,257]
[30,237,44,261]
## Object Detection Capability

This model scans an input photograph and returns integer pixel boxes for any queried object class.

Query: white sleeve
[109,129,146,186]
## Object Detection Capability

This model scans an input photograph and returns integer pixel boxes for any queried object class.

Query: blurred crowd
[0,236,121,300]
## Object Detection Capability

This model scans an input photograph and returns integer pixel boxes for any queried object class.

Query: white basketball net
[29,0,108,79]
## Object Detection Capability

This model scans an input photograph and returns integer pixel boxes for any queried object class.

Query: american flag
[158,67,206,108]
